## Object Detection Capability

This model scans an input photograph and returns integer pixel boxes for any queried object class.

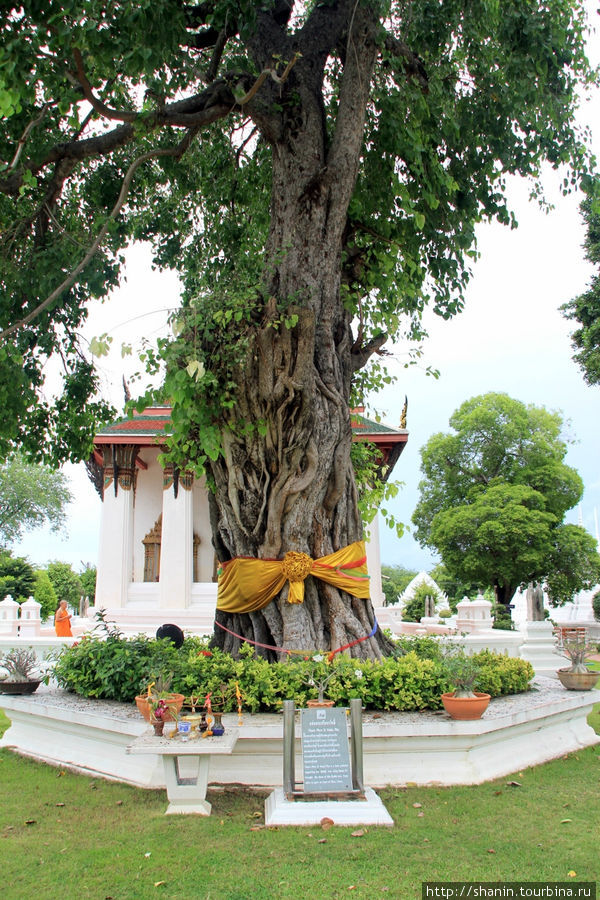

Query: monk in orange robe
[54,600,73,637]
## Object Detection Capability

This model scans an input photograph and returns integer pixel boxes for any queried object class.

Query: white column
[159,471,193,609]
[365,515,384,606]
[96,454,136,609]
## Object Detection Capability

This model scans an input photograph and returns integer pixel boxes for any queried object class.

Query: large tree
[412,393,600,609]
[0,2,595,655]
[0,453,72,547]
[562,186,600,386]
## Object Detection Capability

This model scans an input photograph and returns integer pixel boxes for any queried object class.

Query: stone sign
[301,707,353,793]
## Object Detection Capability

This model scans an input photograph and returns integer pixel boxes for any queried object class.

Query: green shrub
[402,582,441,622]
[51,632,202,701]
[393,633,446,661]
[491,604,516,631]
[470,650,534,697]
[51,632,534,712]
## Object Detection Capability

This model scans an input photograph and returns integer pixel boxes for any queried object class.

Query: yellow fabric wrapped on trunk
[216,540,370,614]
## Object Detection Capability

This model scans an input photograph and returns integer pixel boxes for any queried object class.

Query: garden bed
[1,678,597,789]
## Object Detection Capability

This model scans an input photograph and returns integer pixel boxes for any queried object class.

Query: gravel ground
[3,675,596,728]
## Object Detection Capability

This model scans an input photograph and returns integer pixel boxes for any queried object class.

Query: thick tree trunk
[493,582,516,614]
[210,5,391,659]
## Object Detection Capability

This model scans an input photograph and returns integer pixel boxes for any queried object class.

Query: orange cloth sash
[217,540,370,614]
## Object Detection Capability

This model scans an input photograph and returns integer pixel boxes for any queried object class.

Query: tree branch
[0,80,240,196]
[382,32,428,92]
[73,49,138,123]
[0,133,197,341]
[350,332,388,372]
[8,103,51,172]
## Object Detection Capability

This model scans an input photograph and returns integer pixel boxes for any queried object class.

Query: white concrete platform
[1,678,598,789]
[265,786,393,826]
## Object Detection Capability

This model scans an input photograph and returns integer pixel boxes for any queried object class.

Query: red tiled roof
[96,406,407,449]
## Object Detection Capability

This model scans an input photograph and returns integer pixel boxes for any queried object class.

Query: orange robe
[55,608,73,637]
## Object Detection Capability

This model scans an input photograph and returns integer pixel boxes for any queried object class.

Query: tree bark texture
[210,4,390,659]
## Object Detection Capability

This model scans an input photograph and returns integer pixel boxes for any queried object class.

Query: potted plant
[556,632,600,691]
[304,654,336,707]
[0,648,47,694]
[440,653,491,719]
[135,673,185,724]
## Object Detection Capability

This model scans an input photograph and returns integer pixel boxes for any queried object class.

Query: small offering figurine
[235,681,243,726]
[203,692,213,737]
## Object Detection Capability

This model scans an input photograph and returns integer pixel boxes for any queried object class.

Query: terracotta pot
[306,699,335,708]
[0,680,41,695]
[441,691,491,720]
[557,668,600,691]
[135,693,185,722]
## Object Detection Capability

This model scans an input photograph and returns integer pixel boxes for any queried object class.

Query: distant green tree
[413,393,600,610]
[46,561,83,609]
[381,565,417,606]
[592,590,600,622]
[79,565,97,606]
[0,550,36,601]
[34,569,58,621]
[0,454,72,548]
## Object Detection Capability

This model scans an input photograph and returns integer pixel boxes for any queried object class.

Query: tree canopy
[412,392,600,608]
[0,1,595,461]
[562,186,600,386]
[0,453,72,547]
[0,1,597,654]
[46,560,83,608]
[0,549,36,601]
[34,568,58,620]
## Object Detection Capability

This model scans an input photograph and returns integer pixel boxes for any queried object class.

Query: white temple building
[91,406,408,634]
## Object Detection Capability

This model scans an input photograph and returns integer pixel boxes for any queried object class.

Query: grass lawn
[1,705,598,900]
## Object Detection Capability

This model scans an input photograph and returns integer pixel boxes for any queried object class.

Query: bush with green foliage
[470,651,534,696]
[51,629,533,712]
[52,630,190,701]
[491,604,516,631]
[402,582,441,622]
[592,590,600,623]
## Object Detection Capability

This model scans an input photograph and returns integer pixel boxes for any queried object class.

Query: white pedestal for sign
[265,786,394,826]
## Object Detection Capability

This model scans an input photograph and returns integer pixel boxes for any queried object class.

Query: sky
[11,8,600,576]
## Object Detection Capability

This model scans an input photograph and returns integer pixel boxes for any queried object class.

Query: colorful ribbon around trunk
[214,616,379,659]
[216,540,370,614]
